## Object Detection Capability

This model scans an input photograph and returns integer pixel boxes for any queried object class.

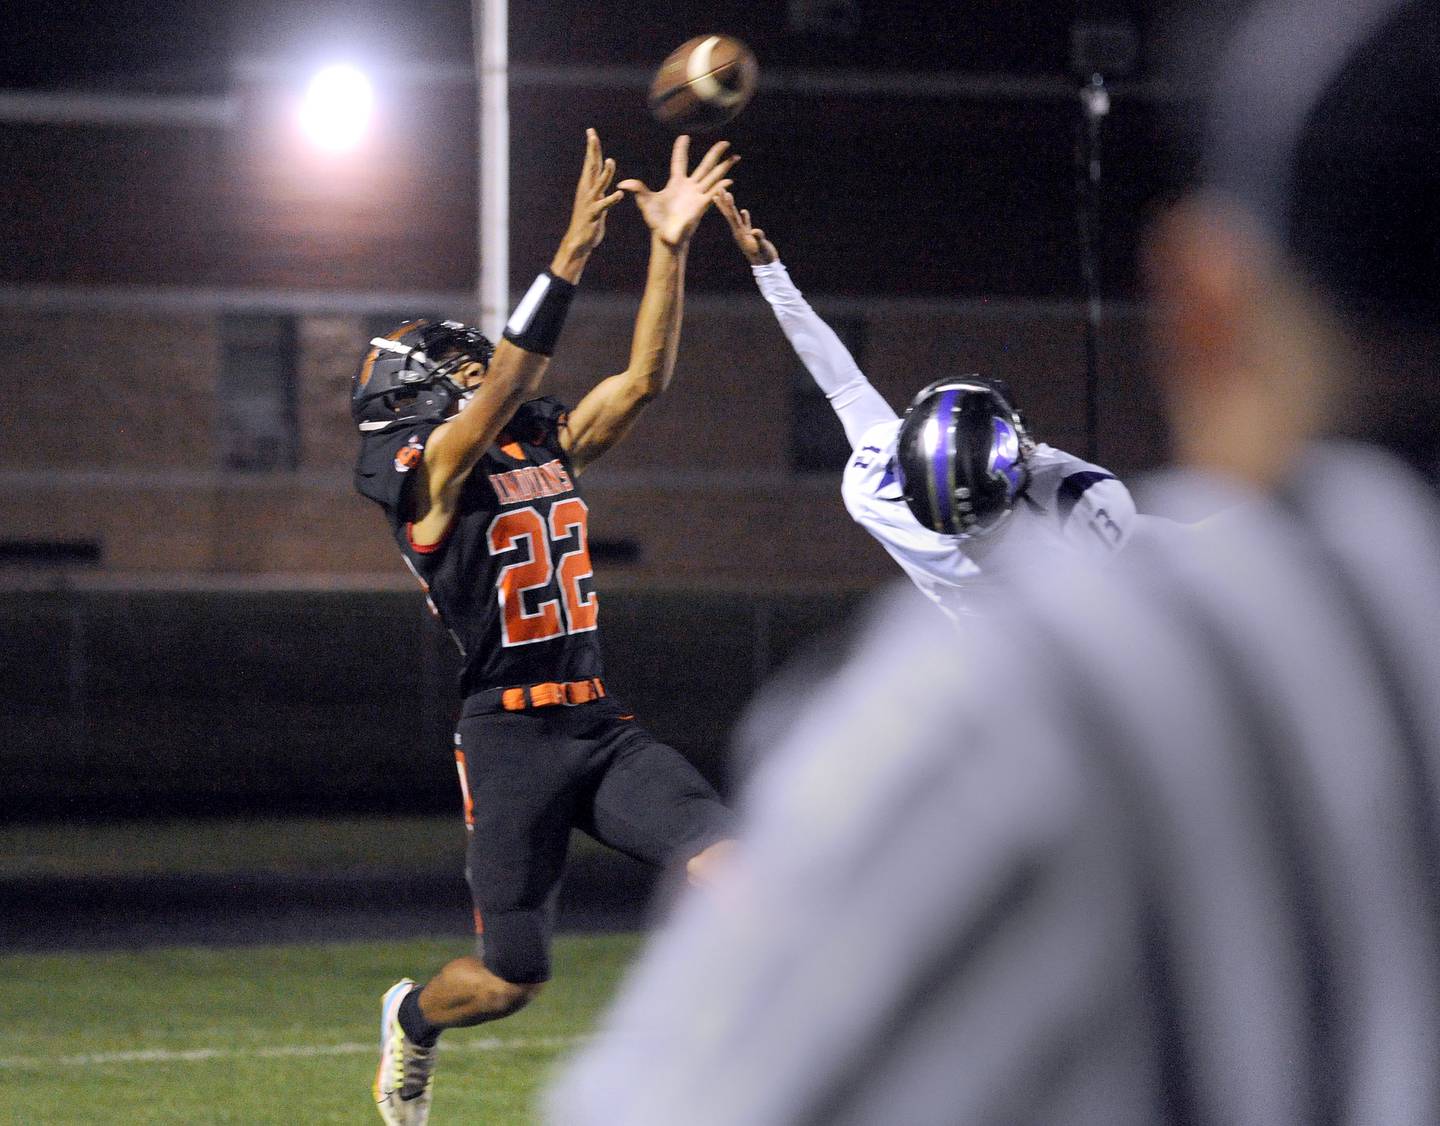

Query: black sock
[398,987,442,1047]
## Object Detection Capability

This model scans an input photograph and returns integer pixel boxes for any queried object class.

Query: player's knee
[686,837,736,889]
[483,944,551,991]
[480,910,554,986]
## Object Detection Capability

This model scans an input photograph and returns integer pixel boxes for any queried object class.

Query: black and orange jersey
[355,397,602,698]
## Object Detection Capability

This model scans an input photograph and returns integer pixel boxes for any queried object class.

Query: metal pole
[473,0,509,336]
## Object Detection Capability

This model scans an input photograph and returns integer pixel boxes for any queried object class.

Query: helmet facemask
[352,320,496,433]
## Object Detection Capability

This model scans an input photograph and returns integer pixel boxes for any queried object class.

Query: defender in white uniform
[716,191,1136,621]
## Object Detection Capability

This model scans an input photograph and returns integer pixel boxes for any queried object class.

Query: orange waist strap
[500,678,606,711]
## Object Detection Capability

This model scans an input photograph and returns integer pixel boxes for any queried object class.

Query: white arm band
[753,261,898,448]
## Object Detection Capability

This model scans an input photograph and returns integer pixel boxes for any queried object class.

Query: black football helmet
[894,377,1034,538]
[351,319,495,434]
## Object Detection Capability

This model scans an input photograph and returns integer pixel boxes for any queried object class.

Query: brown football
[648,34,759,132]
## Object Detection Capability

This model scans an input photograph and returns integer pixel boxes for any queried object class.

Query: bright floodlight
[300,64,374,152]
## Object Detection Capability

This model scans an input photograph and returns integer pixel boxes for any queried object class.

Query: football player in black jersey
[353,129,739,1125]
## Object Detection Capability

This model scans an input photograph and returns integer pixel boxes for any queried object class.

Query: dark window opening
[218,314,298,472]
[0,540,102,567]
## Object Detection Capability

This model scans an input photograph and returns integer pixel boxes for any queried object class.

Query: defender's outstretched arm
[716,188,896,448]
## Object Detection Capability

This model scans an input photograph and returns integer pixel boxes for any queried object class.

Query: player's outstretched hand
[714,188,778,266]
[561,129,625,260]
[619,136,738,250]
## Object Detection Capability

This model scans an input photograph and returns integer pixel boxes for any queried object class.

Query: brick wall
[3,310,217,471]
[0,298,1167,584]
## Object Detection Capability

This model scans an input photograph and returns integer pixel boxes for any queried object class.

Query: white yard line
[0,1034,587,1069]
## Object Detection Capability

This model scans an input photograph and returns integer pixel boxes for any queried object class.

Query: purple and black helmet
[895,377,1033,539]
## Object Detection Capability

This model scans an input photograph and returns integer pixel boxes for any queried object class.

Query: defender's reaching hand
[715,188,778,265]
[559,129,624,264]
[619,136,738,250]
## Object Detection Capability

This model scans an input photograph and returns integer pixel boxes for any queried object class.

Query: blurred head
[1147,0,1440,484]
[351,319,495,435]
[895,377,1034,539]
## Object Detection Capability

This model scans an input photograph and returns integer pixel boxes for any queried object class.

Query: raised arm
[560,135,738,474]
[407,130,622,544]
[716,189,896,448]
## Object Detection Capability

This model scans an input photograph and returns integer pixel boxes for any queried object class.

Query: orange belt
[500,677,606,711]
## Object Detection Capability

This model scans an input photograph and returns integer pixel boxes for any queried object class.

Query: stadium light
[299,64,374,152]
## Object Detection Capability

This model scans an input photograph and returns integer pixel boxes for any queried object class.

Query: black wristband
[502,271,576,356]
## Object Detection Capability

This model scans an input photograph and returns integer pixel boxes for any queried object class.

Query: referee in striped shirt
[550,1,1440,1122]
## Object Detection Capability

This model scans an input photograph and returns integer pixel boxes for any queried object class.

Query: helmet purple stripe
[931,388,960,532]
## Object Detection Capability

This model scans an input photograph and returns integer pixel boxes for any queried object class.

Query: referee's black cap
[1201,0,1440,325]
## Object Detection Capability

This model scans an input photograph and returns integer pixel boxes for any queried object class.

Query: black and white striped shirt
[549,442,1440,1124]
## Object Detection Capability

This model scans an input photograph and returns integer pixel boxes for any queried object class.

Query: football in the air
[648,34,758,132]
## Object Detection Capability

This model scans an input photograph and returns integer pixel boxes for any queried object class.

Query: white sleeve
[753,261,897,448]
[1059,473,1138,555]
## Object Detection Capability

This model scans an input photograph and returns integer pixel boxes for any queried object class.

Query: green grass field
[0,817,469,879]
[1,933,642,1124]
